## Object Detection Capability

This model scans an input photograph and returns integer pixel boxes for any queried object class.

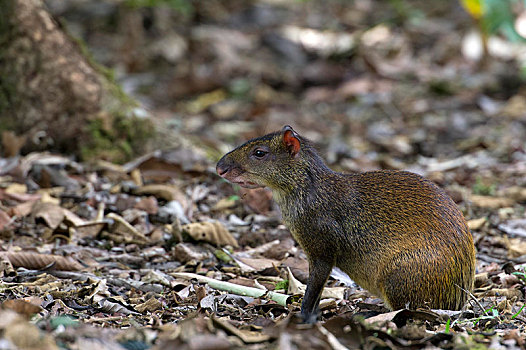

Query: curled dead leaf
[2,310,58,350]
[0,255,16,277]
[0,210,12,230]
[133,184,187,205]
[32,202,64,230]
[76,222,106,238]
[467,217,486,231]
[485,288,523,299]
[2,299,43,317]
[135,297,163,313]
[106,212,149,244]
[0,252,83,271]
[470,195,514,209]
[501,186,526,202]
[182,221,238,247]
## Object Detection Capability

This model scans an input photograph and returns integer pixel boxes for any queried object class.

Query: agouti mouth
[231,179,263,189]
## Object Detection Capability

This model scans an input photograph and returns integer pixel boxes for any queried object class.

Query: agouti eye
[253,149,268,159]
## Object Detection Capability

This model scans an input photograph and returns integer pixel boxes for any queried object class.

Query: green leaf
[275,279,289,290]
[49,315,79,329]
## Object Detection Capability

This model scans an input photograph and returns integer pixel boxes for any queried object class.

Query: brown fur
[217,126,476,321]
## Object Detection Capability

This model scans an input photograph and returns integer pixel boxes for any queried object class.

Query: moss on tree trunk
[0,0,154,162]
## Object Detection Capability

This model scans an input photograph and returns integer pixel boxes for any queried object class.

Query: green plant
[511,304,525,319]
[461,0,526,42]
[275,279,289,291]
[472,176,496,195]
[445,318,451,333]
[471,306,499,327]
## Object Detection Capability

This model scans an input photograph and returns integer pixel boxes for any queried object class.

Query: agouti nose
[216,164,228,176]
[216,157,231,176]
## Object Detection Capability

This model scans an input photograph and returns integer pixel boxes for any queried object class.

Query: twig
[171,272,290,306]
[456,284,488,316]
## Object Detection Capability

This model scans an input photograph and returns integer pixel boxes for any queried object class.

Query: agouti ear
[282,125,301,157]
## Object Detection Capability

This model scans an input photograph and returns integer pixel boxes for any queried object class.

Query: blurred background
[2,0,526,184]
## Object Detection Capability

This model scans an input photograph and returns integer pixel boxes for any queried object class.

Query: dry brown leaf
[106,212,149,244]
[2,310,58,350]
[240,188,273,214]
[182,221,238,247]
[39,192,60,205]
[133,184,187,204]
[134,196,159,214]
[32,202,65,229]
[212,197,238,211]
[75,222,106,238]
[173,243,213,263]
[0,255,16,277]
[3,190,41,203]
[1,131,27,157]
[500,95,526,119]
[0,252,83,271]
[2,299,43,317]
[130,168,143,186]
[236,257,278,272]
[0,210,11,230]
[501,186,526,202]
[470,195,514,208]
[467,217,487,231]
[485,288,523,299]
[505,237,526,258]
[135,297,163,313]
[62,209,85,227]
[474,272,489,287]
[212,316,270,343]
[5,183,27,194]
[9,200,36,217]
[365,310,402,324]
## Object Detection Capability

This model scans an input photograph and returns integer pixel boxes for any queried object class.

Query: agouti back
[216,125,476,322]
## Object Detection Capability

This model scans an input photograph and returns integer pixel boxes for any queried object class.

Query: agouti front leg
[301,258,333,323]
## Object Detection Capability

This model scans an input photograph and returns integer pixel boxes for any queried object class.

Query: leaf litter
[1,0,526,349]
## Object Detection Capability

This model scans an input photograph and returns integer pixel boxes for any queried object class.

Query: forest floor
[1,0,526,349]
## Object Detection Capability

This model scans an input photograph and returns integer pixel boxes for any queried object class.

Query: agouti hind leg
[380,250,468,310]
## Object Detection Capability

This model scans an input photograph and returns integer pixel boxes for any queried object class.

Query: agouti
[216,125,476,322]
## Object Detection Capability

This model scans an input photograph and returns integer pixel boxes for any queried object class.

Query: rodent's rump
[216,125,476,322]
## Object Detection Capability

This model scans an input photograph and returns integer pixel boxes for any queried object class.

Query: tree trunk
[0,0,153,161]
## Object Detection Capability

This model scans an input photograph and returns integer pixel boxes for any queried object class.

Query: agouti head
[216,125,327,192]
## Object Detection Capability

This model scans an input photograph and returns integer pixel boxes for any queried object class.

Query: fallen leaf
[240,188,273,214]
[0,252,83,271]
[212,316,270,343]
[32,202,65,230]
[505,237,526,258]
[134,196,158,214]
[173,243,213,263]
[135,298,163,313]
[75,222,106,238]
[468,217,487,230]
[470,195,514,208]
[5,183,27,194]
[0,210,12,230]
[2,299,43,317]
[182,221,238,247]
[9,200,36,217]
[2,310,58,349]
[1,131,27,157]
[133,184,187,205]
